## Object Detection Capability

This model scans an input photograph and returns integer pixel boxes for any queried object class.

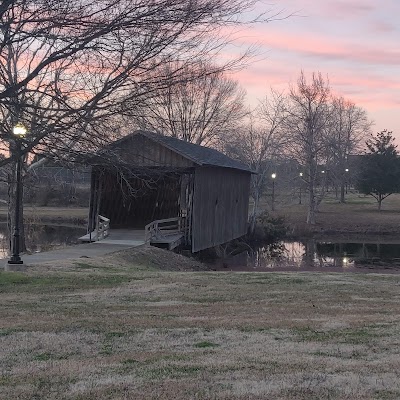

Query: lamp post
[8,123,27,265]
[345,168,349,194]
[321,169,326,191]
[299,172,303,204]
[271,173,276,211]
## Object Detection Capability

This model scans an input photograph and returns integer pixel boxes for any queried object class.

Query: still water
[2,224,400,274]
[213,240,400,274]
[0,223,86,258]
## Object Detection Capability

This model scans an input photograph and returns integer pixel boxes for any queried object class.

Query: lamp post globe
[13,123,27,137]
[8,123,27,265]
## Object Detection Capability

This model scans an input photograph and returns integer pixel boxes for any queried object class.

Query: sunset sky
[234,0,400,141]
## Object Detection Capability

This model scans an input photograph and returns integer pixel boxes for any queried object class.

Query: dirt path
[2,242,141,269]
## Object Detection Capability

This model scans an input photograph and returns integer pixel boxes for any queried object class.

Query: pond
[0,223,86,259]
[3,223,400,275]
[212,239,400,274]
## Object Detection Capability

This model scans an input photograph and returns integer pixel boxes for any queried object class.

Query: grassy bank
[1,247,399,399]
[0,205,88,226]
[270,192,400,236]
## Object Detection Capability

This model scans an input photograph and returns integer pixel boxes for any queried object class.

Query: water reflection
[0,223,86,258]
[214,240,400,273]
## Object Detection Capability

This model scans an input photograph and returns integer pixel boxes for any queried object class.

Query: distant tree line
[220,72,372,227]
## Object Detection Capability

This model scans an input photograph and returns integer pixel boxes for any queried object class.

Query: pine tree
[356,130,400,210]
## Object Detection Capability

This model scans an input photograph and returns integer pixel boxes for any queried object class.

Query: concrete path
[1,229,145,269]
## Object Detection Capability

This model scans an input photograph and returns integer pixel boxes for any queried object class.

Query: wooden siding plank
[192,167,250,252]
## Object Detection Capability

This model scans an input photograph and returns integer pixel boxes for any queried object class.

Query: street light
[8,122,27,265]
[299,172,303,204]
[271,173,276,211]
[345,168,349,193]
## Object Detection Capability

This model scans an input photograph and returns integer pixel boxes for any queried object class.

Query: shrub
[250,210,288,244]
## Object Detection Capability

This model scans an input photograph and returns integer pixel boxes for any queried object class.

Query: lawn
[1,248,399,399]
[0,205,88,225]
[269,192,400,236]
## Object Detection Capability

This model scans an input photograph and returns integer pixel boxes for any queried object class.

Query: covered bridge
[87,130,252,252]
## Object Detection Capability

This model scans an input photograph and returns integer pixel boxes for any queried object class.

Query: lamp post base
[8,257,23,265]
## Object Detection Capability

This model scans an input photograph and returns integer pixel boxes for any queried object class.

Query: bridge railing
[95,215,110,240]
[144,217,183,243]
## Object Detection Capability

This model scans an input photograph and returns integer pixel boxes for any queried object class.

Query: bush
[24,183,90,207]
[250,210,288,244]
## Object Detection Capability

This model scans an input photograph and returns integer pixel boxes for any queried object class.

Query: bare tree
[325,97,372,202]
[284,71,331,225]
[130,62,247,146]
[0,0,274,165]
[0,0,277,250]
[225,89,287,233]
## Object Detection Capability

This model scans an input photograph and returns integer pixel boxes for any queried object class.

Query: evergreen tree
[356,130,400,210]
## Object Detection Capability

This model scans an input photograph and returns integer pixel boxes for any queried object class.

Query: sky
[233,0,400,141]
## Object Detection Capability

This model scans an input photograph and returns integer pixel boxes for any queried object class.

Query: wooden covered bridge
[82,131,252,252]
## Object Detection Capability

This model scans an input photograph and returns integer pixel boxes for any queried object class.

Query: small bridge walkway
[2,218,185,269]
[79,216,185,251]
[79,229,146,246]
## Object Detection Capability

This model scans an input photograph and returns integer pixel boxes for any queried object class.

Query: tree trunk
[307,189,316,224]
[378,195,382,211]
[249,191,260,236]
[307,165,316,225]
[340,184,345,203]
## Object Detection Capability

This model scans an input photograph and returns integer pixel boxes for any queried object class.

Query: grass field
[1,192,400,398]
[1,248,400,399]
[0,205,88,225]
[269,192,400,236]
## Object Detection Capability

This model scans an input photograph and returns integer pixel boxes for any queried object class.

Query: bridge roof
[113,130,252,173]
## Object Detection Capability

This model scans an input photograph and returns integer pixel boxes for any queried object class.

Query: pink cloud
[323,0,375,17]
[238,0,400,141]
[234,62,400,112]
[370,21,396,33]
[332,73,400,92]
[238,28,400,66]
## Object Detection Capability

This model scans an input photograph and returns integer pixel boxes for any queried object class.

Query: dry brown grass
[1,247,400,399]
